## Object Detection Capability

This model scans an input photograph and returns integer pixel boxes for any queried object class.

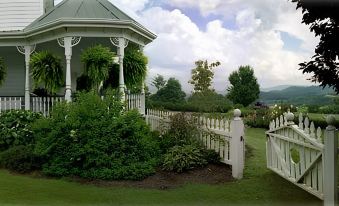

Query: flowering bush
[0,110,42,152]
[244,104,297,128]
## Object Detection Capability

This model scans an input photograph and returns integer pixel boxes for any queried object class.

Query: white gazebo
[0,0,156,114]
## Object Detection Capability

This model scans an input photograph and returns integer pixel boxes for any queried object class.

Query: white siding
[0,0,43,31]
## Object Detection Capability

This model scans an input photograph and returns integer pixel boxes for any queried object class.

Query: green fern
[81,45,114,92]
[30,51,64,95]
[0,57,7,86]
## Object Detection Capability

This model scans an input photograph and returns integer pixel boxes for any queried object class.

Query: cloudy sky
[56,0,319,93]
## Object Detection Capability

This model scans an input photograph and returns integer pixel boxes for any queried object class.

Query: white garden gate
[146,109,245,179]
[266,112,338,205]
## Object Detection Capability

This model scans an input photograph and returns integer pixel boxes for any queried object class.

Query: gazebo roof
[26,0,137,31]
[0,0,156,46]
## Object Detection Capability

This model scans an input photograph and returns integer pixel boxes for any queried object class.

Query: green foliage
[0,110,42,152]
[291,1,339,93]
[187,91,232,113]
[0,57,7,86]
[227,65,260,107]
[30,51,64,94]
[152,74,166,91]
[33,92,159,180]
[158,113,199,153]
[202,149,221,164]
[244,104,296,128]
[319,105,339,114]
[81,45,114,91]
[150,78,186,103]
[162,144,207,173]
[0,145,40,173]
[123,48,148,88]
[76,74,93,92]
[244,108,271,128]
[189,60,220,94]
[104,48,148,90]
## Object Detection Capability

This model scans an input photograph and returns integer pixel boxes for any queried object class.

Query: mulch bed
[72,163,233,190]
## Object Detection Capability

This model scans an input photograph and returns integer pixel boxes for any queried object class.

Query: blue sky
[55,0,319,92]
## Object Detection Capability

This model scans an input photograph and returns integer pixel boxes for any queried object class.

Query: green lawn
[0,128,322,206]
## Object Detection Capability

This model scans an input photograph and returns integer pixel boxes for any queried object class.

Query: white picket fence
[266,112,337,205]
[145,108,245,179]
[126,93,145,115]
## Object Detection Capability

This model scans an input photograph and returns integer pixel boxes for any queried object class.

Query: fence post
[140,93,146,116]
[230,109,245,179]
[324,115,338,206]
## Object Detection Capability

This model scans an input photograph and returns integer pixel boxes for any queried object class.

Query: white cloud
[139,5,316,93]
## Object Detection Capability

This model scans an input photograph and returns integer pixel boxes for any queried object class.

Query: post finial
[286,111,295,124]
[234,109,241,120]
[326,115,336,127]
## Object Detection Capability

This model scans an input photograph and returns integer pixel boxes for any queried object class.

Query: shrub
[0,110,42,152]
[157,113,200,153]
[0,145,40,173]
[162,144,207,172]
[33,92,159,180]
[202,149,221,164]
[244,108,271,128]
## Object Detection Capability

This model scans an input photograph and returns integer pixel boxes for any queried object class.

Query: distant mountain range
[261,85,294,92]
[259,86,336,105]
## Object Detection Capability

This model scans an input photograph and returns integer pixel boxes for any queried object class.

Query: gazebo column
[110,37,129,101]
[17,45,35,110]
[57,37,81,102]
[64,37,72,102]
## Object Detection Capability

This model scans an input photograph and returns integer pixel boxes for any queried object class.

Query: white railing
[126,93,145,115]
[31,96,64,116]
[266,112,338,204]
[145,108,245,179]
[0,97,23,112]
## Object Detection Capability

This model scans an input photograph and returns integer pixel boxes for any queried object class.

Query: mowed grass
[0,128,322,206]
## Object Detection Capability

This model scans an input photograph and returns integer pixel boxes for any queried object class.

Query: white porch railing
[0,94,146,116]
[31,96,65,116]
[145,108,245,179]
[0,97,24,112]
[126,93,145,115]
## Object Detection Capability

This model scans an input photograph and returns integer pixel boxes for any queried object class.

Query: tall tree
[227,65,260,107]
[30,51,64,95]
[152,74,166,91]
[0,57,6,86]
[291,0,339,93]
[189,60,220,94]
[152,78,186,103]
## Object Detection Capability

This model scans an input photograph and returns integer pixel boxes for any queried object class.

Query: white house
[0,0,156,113]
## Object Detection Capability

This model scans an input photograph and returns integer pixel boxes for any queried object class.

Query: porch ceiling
[0,0,156,47]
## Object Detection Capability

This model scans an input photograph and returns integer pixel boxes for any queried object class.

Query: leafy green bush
[202,149,221,164]
[33,92,159,180]
[157,113,200,153]
[162,144,207,172]
[0,145,40,173]
[319,105,339,114]
[0,110,42,152]
[147,92,233,113]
